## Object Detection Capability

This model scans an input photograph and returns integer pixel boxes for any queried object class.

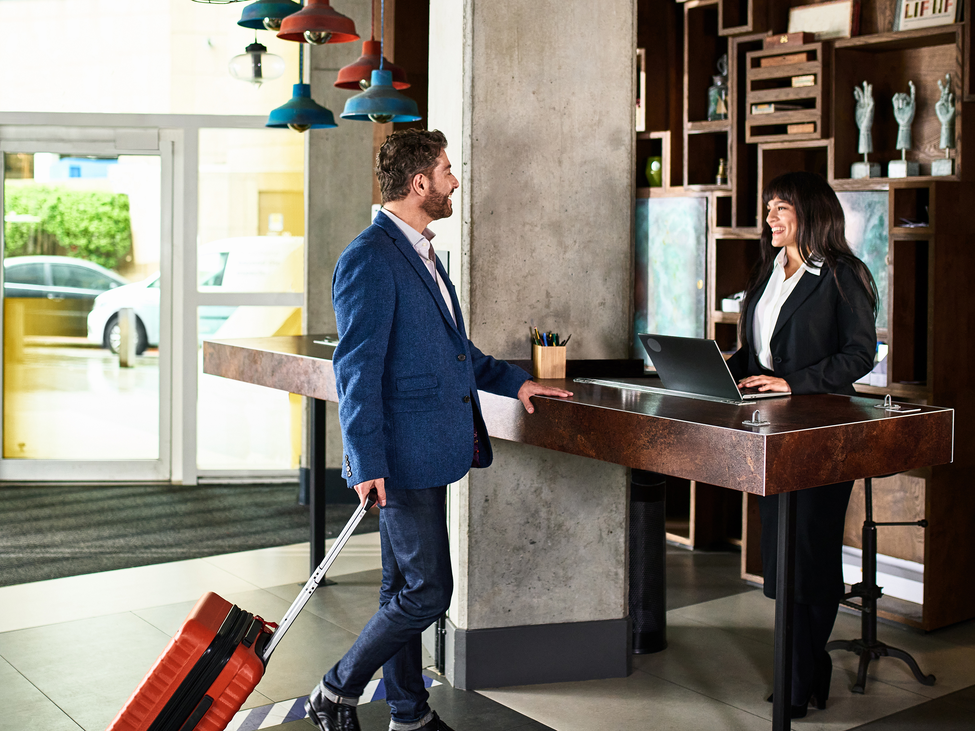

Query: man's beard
[421,187,453,220]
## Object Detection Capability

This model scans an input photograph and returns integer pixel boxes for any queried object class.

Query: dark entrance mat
[0,483,378,587]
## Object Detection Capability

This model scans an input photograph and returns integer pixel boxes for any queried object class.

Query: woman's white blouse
[753,250,822,370]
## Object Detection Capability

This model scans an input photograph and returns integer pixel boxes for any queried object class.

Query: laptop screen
[639,334,744,401]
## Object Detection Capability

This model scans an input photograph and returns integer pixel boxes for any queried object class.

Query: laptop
[638,333,790,404]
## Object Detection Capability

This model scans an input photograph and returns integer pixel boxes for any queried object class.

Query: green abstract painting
[633,197,707,365]
[838,191,889,332]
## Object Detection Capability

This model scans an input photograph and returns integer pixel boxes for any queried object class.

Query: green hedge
[4,184,132,270]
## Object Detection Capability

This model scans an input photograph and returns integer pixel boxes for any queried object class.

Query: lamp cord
[379,0,385,71]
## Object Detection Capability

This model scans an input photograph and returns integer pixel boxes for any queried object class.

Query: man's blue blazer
[331,211,530,490]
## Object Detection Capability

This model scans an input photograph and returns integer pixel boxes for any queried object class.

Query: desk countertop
[203,335,953,496]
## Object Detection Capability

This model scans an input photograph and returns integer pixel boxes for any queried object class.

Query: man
[306,129,572,731]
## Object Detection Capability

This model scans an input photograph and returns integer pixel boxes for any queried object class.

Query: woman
[727,171,878,718]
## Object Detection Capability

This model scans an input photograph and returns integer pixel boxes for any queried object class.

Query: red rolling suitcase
[106,492,377,731]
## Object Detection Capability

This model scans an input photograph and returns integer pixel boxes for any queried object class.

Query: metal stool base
[826,476,935,694]
[825,636,935,693]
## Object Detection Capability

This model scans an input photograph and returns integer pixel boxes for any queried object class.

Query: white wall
[0,0,300,116]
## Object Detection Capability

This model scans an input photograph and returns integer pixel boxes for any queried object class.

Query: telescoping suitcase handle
[261,489,379,664]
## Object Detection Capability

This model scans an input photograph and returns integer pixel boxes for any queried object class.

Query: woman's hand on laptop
[738,375,790,392]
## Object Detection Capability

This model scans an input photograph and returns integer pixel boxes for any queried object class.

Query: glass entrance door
[1,136,171,480]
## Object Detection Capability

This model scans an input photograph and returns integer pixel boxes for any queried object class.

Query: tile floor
[1,537,972,731]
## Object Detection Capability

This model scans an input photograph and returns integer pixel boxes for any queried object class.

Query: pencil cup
[532,344,567,379]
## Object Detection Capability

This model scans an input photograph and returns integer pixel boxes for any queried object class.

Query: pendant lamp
[334,0,407,90]
[229,41,286,85]
[267,45,337,132]
[335,40,408,90]
[340,0,419,123]
[238,0,302,31]
[341,70,420,123]
[277,0,359,45]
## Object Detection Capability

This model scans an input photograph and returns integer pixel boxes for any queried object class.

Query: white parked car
[87,236,303,354]
[86,272,161,354]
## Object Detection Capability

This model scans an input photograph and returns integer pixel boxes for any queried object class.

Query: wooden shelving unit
[635,0,975,631]
[684,0,732,190]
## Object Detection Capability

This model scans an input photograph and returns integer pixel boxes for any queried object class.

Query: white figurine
[852,81,881,178]
[889,81,918,177]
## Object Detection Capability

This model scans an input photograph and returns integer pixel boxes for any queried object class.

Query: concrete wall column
[429,0,637,689]
[305,0,376,476]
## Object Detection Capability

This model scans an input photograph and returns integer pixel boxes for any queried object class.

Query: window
[198,251,229,287]
[4,261,47,286]
[51,263,119,291]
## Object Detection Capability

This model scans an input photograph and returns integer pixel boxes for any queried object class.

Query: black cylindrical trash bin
[629,469,667,654]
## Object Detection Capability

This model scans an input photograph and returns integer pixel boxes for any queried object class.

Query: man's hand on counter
[517,380,573,414]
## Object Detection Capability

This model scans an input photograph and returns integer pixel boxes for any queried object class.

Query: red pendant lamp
[335,39,409,90]
[334,2,408,90]
[277,0,360,44]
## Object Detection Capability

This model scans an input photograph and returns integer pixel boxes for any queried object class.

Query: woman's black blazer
[727,260,876,395]
[729,260,877,604]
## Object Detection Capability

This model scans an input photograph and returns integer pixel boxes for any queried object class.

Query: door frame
[0,127,174,480]
[0,112,284,484]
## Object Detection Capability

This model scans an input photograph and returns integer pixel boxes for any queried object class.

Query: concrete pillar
[118,307,137,368]
[430,0,636,689]
[304,0,376,477]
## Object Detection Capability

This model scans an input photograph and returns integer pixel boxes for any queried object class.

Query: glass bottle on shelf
[715,158,728,185]
[707,54,729,121]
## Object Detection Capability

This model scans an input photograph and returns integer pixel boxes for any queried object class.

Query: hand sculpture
[854,81,875,155]
[892,80,916,152]
[936,73,955,150]
[717,53,728,77]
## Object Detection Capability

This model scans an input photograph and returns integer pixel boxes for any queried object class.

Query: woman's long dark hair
[738,171,879,345]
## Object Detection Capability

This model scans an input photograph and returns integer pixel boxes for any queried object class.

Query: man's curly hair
[376,129,448,204]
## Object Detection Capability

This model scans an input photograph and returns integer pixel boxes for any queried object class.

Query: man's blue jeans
[323,484,452,725]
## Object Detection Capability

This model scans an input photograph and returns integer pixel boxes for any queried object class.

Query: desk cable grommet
[742,409,770,427]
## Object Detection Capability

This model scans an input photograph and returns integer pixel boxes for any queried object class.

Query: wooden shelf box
[832,27,966,182]
[745,42,828,143]
[718,0,771,36]
[756,140,832,221]
[684,0,731,190]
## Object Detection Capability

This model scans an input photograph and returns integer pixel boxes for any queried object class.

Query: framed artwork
[788,0,860,40]
[632,198,706,366]
[894,0,961,31]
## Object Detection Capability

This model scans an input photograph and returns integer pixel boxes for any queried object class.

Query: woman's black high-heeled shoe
[765,694,809,718]
[768,652,833,713]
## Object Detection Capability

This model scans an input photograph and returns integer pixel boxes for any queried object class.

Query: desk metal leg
[772,491,797,731]
[309,397,327,574]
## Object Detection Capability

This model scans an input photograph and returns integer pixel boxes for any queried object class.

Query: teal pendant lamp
[267,45,337,132]
[341,70,420,123]
[238,0,302,31]
[340,0,420,123]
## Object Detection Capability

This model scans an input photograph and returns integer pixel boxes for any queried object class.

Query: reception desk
[203,335,953,731]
